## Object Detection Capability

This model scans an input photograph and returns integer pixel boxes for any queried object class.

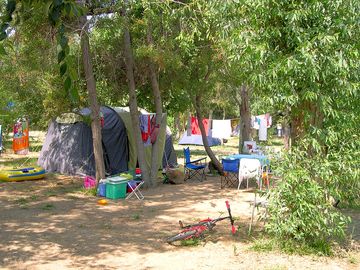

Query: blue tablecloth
[223,154,270,166]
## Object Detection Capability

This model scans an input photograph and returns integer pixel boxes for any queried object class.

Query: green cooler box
[105,176,128,199]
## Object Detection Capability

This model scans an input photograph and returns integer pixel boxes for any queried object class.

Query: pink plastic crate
[84,176,96,189]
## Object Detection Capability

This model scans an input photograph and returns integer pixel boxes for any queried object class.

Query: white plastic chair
[237,158,262,189]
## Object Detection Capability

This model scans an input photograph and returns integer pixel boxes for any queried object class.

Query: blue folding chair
[183,147,207,182]
[221,158,240,188]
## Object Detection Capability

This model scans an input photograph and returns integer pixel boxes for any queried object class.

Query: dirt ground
[0,173,359,270]
[0,133,359,270]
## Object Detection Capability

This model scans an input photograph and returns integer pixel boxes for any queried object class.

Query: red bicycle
[166,201,236,244]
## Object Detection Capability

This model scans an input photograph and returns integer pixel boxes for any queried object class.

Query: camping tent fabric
[114,107,167,170]
[39,106,176,177]
[38,106,129,176]
[93,106,129,174]
[38,121,95,175]
[178,132,221,146]
[162,127,178,168]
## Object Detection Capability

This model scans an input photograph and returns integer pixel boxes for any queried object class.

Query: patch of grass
[180,238,200,246]
[132,213,141,220]
[45,190,57,197]
[233,244,239,256]
[103,223,112,229]
[15,197,29,205]
[30,195,39,201]
[348,255,358,264]
[250,236,333,256]
[41,203,55,210]
[1,158,39,169]
[79,187,97,196]
[341,203,360,210]
[251,237,277,253]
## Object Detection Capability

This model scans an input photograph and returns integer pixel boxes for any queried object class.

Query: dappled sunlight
[0,139,359,269]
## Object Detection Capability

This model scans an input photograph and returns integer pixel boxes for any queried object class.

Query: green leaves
[59,62,67,76]
[0,44,7,55]
[266,150,350,250]
[48,0,63,26]
[56,20,79,105]
[6,0,16,20]
[57,50,65,63]
[64,76,71,92]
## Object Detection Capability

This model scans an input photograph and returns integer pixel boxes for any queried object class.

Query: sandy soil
[0,174,359,270]
[1,132,359,270]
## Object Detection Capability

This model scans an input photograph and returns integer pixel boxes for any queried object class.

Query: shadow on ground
[0,175,260,269]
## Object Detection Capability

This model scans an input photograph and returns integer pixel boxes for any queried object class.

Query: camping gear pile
[84,170,144,201]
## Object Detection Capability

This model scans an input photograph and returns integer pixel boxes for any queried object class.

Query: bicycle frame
[167,201,236,243]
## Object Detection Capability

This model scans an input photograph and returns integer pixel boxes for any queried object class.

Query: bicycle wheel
[166,230,197,243]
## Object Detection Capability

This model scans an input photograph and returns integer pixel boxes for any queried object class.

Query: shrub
[265,150,350,250]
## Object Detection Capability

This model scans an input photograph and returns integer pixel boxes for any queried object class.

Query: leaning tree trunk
[194,94,223,174]
[122,2,151,186]
[79,15,105,181]
[147,27,163,185]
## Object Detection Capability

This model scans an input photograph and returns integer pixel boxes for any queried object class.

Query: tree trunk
[121,3,151,186]
[235,85,251,153]
[240,85,251,152]
[194,94,223,174]
[174,112,181,140]
[186,111,191,136]
[79,15,105,181]
[283,122,291,150]
[147,27,163,185]
[208,110,213,136]
[291,99,324,154]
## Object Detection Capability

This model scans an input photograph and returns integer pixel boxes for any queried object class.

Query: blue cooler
[97,181,106,197]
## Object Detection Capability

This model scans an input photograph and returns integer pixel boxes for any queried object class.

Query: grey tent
[38,106,177,176]
[38,106,129,176]
[162,127,178,168]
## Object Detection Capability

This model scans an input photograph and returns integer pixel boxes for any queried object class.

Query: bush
[265,150,350,250]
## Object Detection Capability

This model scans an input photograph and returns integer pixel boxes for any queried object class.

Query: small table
[222,154,270,189]
[224,154,269,166]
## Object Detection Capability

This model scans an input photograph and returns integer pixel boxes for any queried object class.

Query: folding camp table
[126,179,144,200]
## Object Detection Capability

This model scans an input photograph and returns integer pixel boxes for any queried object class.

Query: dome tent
[38,106,129,176]
[38,106,177,177]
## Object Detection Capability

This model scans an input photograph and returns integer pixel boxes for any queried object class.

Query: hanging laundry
[150,115,160,144]
[191,117,209,136]
[230,119,240,136]
[265,113,272,127]
[259,118,267,141]
[251,116,260,130]
[140,114,151,146]
[212,120,232,139]
[252,113,272,129]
